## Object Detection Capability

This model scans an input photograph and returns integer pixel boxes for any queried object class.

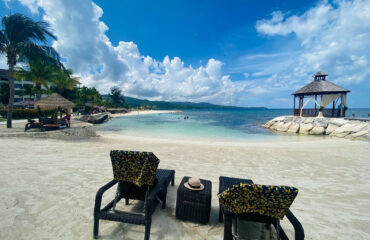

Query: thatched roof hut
[35,93,75,109]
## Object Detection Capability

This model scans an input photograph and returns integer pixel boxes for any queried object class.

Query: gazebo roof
[312,71,328,77]
[35,93,75,109]
[293,75,350,95]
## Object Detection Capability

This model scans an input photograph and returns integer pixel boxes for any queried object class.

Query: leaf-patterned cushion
[110,150,160,187]
[218,183,298,219]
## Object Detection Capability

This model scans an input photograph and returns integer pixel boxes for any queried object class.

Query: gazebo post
[332,101,335,117]
[314,95,317,116]
[293,96,296,115]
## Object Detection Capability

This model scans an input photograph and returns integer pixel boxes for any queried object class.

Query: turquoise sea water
[97,108,370,141]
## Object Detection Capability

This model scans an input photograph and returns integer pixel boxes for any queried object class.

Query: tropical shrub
[0,109,56,119]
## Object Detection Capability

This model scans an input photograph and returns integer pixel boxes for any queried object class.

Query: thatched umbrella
[35,93,75,110]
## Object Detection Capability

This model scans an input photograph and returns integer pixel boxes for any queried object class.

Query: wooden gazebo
[293,71,350,117]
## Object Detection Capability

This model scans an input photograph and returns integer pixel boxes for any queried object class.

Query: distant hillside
[105,95,266,110]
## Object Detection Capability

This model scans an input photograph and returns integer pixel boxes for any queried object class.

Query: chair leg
[219,207,223,222]
[233,217,238,238]
[93,217,99,239]
[171,175,175,186]
[162,194,166,209]
[224,213,233,240]
[125,198,129,205]
[276,220,280,240]
[144,221,151,240]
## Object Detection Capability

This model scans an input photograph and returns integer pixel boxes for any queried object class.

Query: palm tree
[15,59,56,100]
[0,13,59,128]
[52,68,80,95]
[76,86,101,110]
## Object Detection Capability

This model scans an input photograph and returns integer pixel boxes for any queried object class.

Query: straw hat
[184,177,204,191]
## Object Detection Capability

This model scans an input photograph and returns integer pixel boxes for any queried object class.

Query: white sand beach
[0,133,370,240]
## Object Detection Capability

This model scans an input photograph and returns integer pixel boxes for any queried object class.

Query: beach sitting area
[218,176,304,240]
[0,119,96,138]
[1,134,369,239]
[93,151,175,240]
[93,150,303,240]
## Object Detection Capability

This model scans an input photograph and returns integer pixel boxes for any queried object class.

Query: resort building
[292,71,350,117]
[0,68,43,108]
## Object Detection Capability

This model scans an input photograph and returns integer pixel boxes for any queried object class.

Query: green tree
[109,86,125,107]
[0,83,9,104]
[51,68,80,95]
[15,59,56,100]
[0,13,59,128]
[73,86,101,109]
[23,84,34,98]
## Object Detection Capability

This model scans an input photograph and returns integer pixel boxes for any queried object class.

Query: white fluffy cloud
[5,0,244,105]
[2,0,369,107]
[256,0,370,85]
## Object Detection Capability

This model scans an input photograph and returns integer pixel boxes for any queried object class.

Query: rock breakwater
[262,116,370,141]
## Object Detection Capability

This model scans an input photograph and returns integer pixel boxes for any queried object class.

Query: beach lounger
[25,117,69,132]
[40,117,70,128]
[93,151,175,240]
[218,176,304,240]
[25,119,43,131]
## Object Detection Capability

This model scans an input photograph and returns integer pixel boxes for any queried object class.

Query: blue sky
[96,0,310,65]
[1,0,369,108]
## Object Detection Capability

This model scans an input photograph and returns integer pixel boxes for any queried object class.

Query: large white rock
[277,122,291,132]
[350,122,368,132]
[330,123,355,137]
[299,123,313,134]
[325,124,339,135]
[287,123,300,133]
[346,130,368,139]
[329,118,349,126]
[284,116,294,123]
[293,117,304,123]
[270,122,284,130]
[262,121,274,128]
[309,126,325,135]
[313,118,329,128]
[304,118,314,124]
[271,116,287,122]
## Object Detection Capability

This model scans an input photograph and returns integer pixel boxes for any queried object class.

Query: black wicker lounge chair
[25,117,69,132]
[25,119,43,131]
[93,151,175,240]
[218,176,304,240]
[40,116,69,128]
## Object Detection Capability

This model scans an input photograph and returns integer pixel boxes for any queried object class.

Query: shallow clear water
[97,108,370,141]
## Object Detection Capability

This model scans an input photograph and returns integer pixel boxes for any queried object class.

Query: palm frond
[2,13,57,45]
[14,66,32,81]
[16,42,63,68]
[0,30,8,52]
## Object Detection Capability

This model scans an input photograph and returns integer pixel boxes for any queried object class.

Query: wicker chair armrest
[286,210,305,240]
[94,180,118,213]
